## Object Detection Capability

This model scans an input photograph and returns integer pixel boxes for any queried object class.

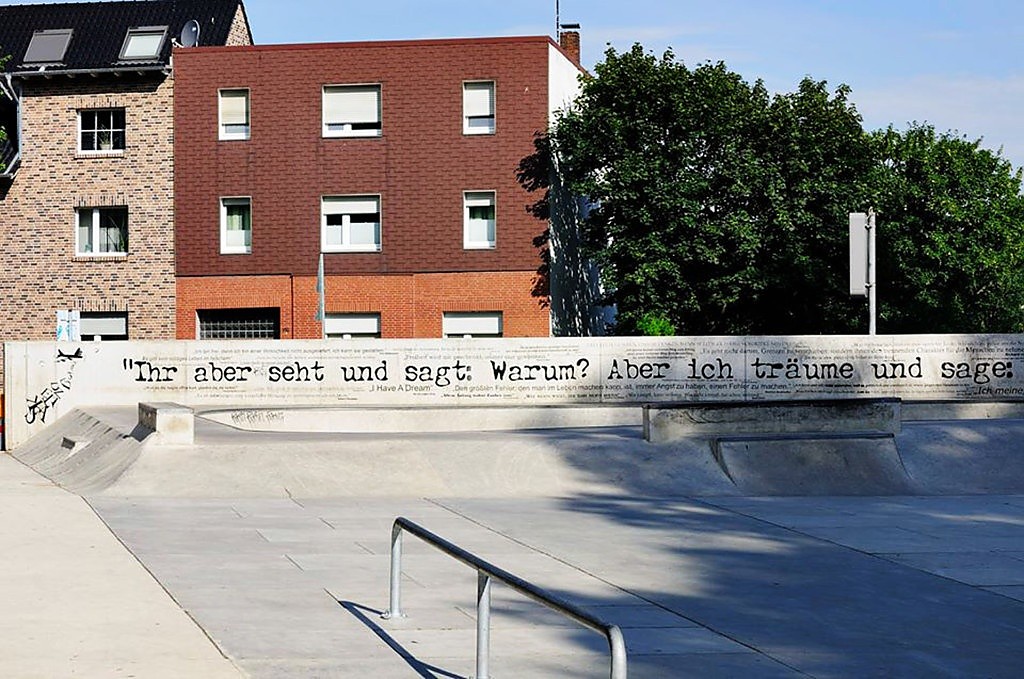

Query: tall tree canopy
[871,124,1024,333]
[532,44,1024,335]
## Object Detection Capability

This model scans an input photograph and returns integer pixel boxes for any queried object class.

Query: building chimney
[559,24,580,64]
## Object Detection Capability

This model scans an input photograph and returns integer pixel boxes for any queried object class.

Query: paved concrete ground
[9,409,1024,677]
[83,492,1024,678]
[0,455,243,678]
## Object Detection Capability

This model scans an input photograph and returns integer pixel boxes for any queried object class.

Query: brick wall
[0,75,177,384]
[178,270,548,339]
[225,4,253,46]
[174,38,552,279]
[176,275,293,338]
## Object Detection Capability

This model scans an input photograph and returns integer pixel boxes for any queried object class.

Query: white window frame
[443,312,503,338]
[119,26,167,61]
[220,197,252,255]
[463,190,497,249]
[219,88,250,141]
[78,108,126,153]
[322,84,382,138]
[76,206,128,257]
[324,313,381,339]
[321,195,382,253]
[463,80,496,135]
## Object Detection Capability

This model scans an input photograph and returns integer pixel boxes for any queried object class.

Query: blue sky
[4,0,1022,169]
[238,0,1024,170]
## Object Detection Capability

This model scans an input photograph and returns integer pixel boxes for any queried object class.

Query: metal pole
[476,571,492,679]
[867,208,877,335]
[384,525,403,619]
[608,625,628,679]
[317,253,326,340]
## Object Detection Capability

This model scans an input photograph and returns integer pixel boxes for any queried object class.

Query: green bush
[636,313,676,336]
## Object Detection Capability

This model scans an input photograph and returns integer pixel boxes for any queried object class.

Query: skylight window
[23,28,72,64]
[119,26,167,60]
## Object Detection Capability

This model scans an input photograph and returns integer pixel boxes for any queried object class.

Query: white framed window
[219,89,250,140]
[76,207,128,256]
[323,85,381,137]
[79,108,126,152]
[220,197,252,254]
[324,313,381,339]
[463,81,495,134]
[321,195,381,252]
[443,312,503,338]
[119,26,167,61]
[464,191,496,249]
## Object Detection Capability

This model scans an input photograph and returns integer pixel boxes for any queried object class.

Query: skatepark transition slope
[9,405,1024,497]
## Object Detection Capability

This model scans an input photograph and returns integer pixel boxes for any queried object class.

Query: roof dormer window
[119,26,167,61]
[23,28,72,64]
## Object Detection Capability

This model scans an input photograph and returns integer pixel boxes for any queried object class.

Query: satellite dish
[179,19,200,48]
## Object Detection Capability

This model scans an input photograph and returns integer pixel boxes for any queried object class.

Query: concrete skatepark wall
[5,334,1024,449]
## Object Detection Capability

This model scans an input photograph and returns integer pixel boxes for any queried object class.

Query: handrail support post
[476,571,492,679]
[383,524,404,619]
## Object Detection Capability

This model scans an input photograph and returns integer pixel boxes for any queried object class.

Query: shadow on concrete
[336,600,465,679]
[452,491,1024,677]
[510,411,1024,675]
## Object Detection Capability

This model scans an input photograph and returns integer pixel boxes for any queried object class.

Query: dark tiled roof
[0,0,246,74]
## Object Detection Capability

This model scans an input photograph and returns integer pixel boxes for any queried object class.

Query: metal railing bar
[383,516,627,679]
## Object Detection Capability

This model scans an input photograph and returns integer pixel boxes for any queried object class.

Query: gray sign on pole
[849,212,868,297]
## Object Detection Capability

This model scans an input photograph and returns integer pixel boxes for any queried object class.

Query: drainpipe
[0,73,21,178]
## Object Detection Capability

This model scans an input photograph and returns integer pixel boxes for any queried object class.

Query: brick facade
[0,76,177,359]
[178,271,549,339]
[0,4,252,386]
[174,38,560,338]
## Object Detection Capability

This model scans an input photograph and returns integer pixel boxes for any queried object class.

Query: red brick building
[0,0,251,386]
[173,36,583,339]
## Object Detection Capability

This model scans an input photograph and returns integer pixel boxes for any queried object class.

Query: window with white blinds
[323,85,382,137]
[463,81,495,134]
[464,191,496,249]
[443,312,503,338]
[322,195,381,252]
[324,313,381,339]
[219,89,250,140]
[220,197,252,254]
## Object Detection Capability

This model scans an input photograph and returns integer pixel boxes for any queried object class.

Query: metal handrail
[382,516,628,679]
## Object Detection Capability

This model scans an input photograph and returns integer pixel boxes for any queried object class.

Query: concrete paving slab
[440,496,1024,676]
[877,551,1024,586]
[985,585,1024,602]
[0,455,243,679]
[80,492,1024,678]
[17,410,1024,677]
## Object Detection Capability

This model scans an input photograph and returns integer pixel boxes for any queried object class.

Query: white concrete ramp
[715,435,915,495]
[11,408,146,495]
[11,405,1024,497]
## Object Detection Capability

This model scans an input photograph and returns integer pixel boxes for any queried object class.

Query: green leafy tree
[527,43,1024,335]
[540,44,873,335]
[871,124,1024,332]
[635,312,676,336]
